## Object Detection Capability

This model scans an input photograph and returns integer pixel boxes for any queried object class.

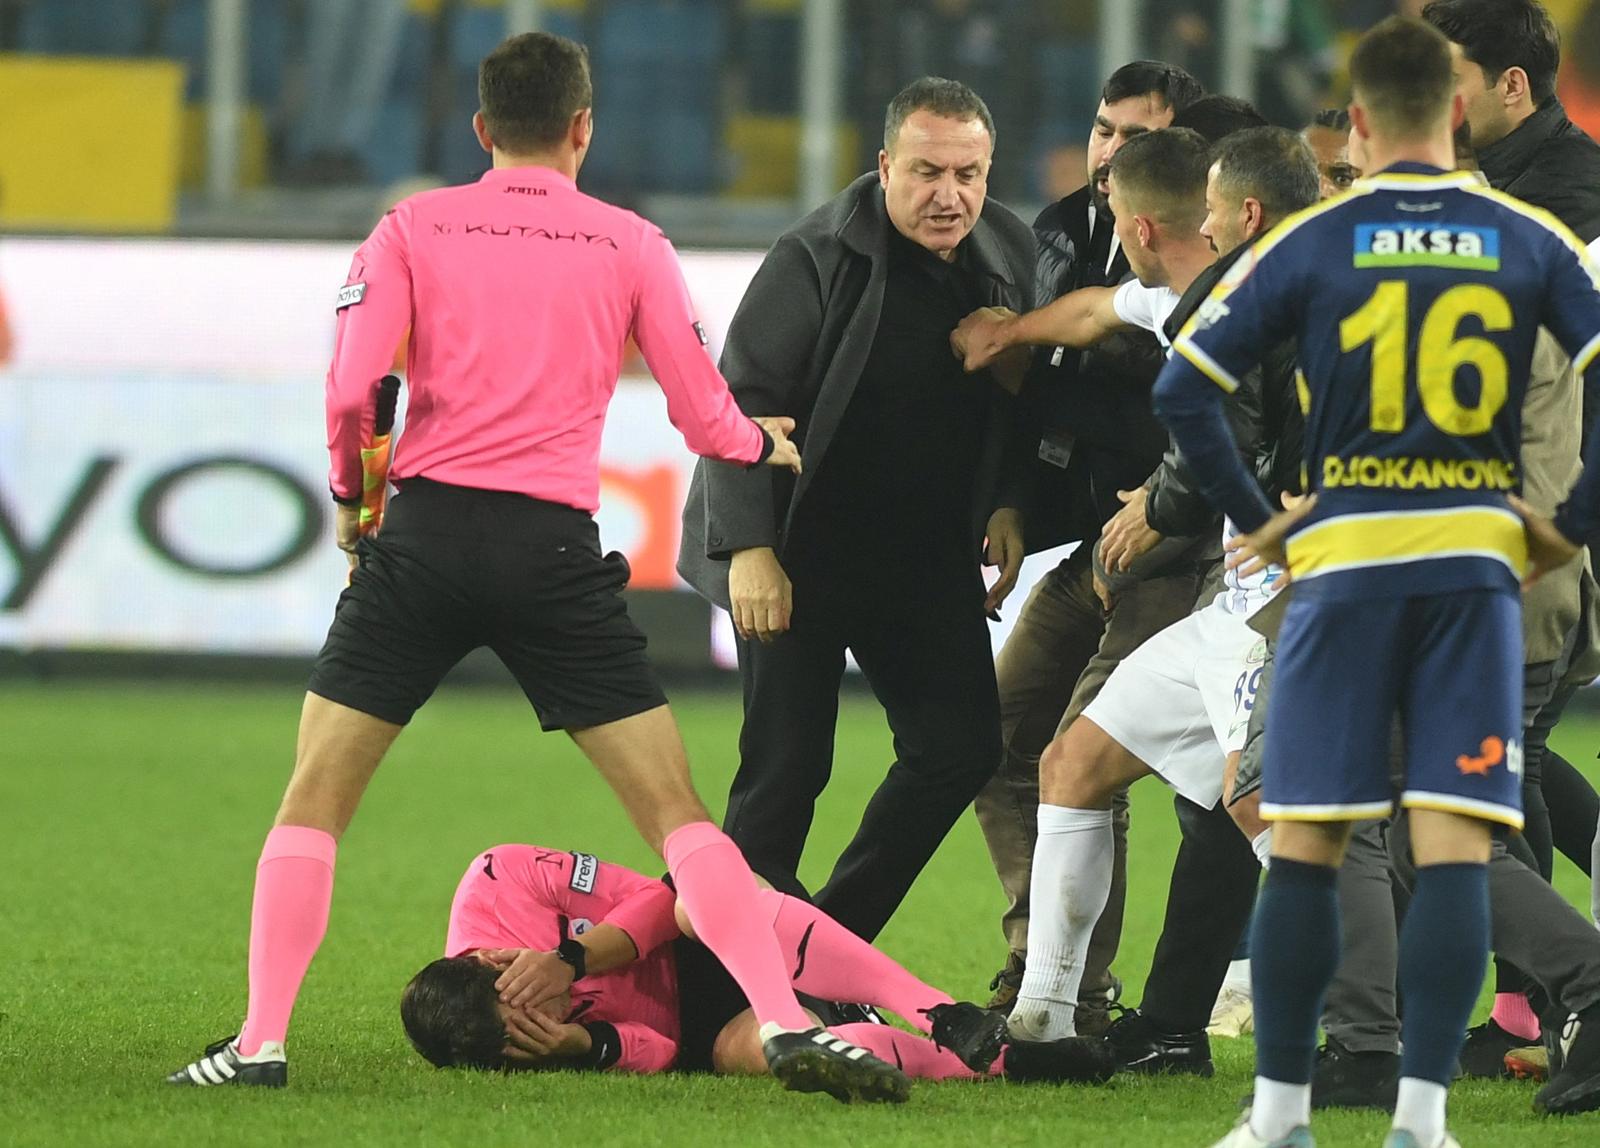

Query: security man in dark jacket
[678,78,1036,942]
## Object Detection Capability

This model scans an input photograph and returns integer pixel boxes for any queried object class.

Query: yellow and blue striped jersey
[1153,162,1600,601]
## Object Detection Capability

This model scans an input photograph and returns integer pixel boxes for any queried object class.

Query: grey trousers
[973,542,1207,992]
[1391,814,1600,1020]
[1324,815,1600,1053]
[1241,645,1600,1046]
[1323,820,1402,1055]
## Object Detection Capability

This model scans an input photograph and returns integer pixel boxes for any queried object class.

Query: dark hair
[884,76,995,152]
[1349,17,1457,137]
[1171,95,1268,144]
[1109,127,1212,230]
[1424,0,1561,103]
[1310,107,1352,132]
[478,31,593,153]
[1102,60,1205,116]
[1212,127,1321,222]
[401,957,506,1070]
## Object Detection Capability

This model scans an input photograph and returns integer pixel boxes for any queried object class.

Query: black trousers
[1140,794,1262,1034]
[722,556,1002,942]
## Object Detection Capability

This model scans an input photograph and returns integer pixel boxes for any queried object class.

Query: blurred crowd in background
[0,0,1598,233]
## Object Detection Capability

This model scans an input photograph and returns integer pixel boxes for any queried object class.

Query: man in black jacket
[969,60,1203,1024]
[678,78,1036,943]
[1426,0,1600,244]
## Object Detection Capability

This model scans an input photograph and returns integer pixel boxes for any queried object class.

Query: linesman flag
[359,374,402,538]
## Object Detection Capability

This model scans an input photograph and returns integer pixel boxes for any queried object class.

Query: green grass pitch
[3,681,1598,1146]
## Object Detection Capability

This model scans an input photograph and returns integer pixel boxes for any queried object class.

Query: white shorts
[1081,594,1269,809]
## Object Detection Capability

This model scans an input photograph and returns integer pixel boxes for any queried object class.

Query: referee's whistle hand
[729,547,793,643]
[754,416,803,475]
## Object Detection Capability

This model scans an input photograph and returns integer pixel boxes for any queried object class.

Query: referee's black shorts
[672,936,844,1072]
[307,477,667,731]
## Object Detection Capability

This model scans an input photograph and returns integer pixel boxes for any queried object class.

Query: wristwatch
[555,937,587,981]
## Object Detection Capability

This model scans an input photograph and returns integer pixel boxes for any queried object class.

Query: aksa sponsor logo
[1353,223,1500,271]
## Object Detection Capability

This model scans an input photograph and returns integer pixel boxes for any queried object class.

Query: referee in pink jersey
[168,33,993,1102]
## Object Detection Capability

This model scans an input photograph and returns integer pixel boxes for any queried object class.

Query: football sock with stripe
[663,822,813,1032]
[1249,857,1339,1141]
[1009,804,1113,1041]
[1392,861,1488,1146]
[760,889,953,1032]
[237,825,336,1057]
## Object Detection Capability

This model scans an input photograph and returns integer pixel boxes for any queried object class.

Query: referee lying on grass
[169,31,944,1104]
[402,844,1114,1086]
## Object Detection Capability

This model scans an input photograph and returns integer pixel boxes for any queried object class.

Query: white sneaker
[1380,1132,1460,1148]
[1210,1112,1315,1147]
[1209,985,1255,1038]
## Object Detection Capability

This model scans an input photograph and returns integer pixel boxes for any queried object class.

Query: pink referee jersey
[444,844,684,1073]
[325,165,766,510]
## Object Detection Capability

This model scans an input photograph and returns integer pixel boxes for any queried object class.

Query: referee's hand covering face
[879,109,991,261]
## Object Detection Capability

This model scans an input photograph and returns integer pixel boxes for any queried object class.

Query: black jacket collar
[1480,99,1575,189]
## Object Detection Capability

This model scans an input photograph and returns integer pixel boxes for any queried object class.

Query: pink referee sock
[760,889,953,1033]
[830,1024,994,1080]
[1490,991,1540,1043]
[236,825,337,1056]
[663,822,812,1032]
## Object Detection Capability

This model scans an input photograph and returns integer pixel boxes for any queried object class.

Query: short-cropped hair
[884,76,995,152]
[1109,127,1212,232]
[1349,17,1457,139]
[478,32,593,153]
[1212,127,1321,220]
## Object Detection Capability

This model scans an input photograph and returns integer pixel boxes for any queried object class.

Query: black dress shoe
[1103,1007,1214,1077]
[1002,1036,1119,1084]
[1310,1038,1399,1110]
[1458,1018,1528,1079]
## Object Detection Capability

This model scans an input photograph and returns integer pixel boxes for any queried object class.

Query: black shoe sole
[768,1047,911,1105]
[1535,1072,1600,1116]
[1120,1054,1214,1078]
[166,1064,287,1087]
[1003,1037,1119,1085]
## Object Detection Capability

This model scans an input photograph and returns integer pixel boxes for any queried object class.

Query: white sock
[1251,1077,1311,1141]
[1222,957,1252,996]
[1252,828,1273,869]
[1392,1077,1447,1147]
[1008,804,1113,1042]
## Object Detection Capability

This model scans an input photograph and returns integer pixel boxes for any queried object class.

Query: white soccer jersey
[1113,276,1285,614]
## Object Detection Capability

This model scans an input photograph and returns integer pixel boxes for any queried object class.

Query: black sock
[1250,857,1341,1084]
[1399,861,1490,1085]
